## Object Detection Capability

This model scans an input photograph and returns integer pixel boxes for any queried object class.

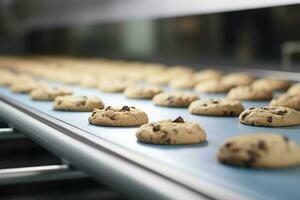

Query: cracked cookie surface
[136,117,206,144]
[218,133,300,168]
[239,106,300,127]
[88,106,148,126]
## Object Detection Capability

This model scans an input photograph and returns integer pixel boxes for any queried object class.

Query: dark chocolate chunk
[248,107,255,110]
[130,106,136,109]
[202,103,207,107]
[91,112,96,117]
[152,125,160,132]
[257,140,267,150]
[276,110,287,115]
[283,136,289,142]
[225,142,232,148]
[212,100,219,104]
[241,113,249,120]
[105,106,112,111]
[121,106,130,111]
[57,101,62,105]
[173,116,184,123]
[229,111,235,116]
[267,116,272,123]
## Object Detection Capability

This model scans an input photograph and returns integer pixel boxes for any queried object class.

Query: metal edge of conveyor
[0,95,253,200]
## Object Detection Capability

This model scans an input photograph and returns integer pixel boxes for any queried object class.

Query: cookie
[10,81,47,93]
[99,78,135,93]
[31,86,73,101]
[123,85,163,99]
[227,86,273,100]
[136,116,207,144]
[218,133,300,168]
[79,76,98,88]
[189,99,244,116]
[194,79,233,93]
[239,106,300,127]
[287,82,300,95]
[88,106,148,126]
[53,95,104,112]
[252,78,291,91]
[169,75,197,89]
[153,92,199,107]
[221,72,255,87]
[193,69,222,83]
[270,94,300,110]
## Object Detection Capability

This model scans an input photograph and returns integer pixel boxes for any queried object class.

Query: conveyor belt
[0,80,299,200]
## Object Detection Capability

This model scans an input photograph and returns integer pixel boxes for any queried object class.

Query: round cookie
[99,78,135,93]
[287,82,300,95]
[31,87,73,101]
[194,79,233,93]
[136,117,207,144]
[169,75,197,89]
[221,72,255,87]
[227,86,273,100]
[189,99,244,116]
[252,78,291,91]
[10,81,47,93]
[218,133,300,168]
[123,85,163,99]
[239,106,300,127]
[153,92,199,107]
[193,69,222,83]
[88,106,148,127]
[270,94,300,110]
[53,95,104,112]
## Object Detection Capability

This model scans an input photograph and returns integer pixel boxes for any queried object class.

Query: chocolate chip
[212,100,219,104]
[276,110,287,115]
[91,112,96,116]
[267,116,272,123]
[57,101,62,105]
[152,125,160,132]
[283,136,289,142]
[257,140,267,150]
[105,106,112,111]
[121,106,130,111]
[202,103,207,107]
[130,106,136,109]
[229,111,235,116]
[244,150,259,166]
[241,113,249,120]
[173,116,184,123]
[225,142,232,148]
[248,107,255,110]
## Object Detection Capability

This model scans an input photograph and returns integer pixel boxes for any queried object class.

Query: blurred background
[0,0,300,71]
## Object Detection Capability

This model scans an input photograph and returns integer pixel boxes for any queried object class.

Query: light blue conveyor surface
[1,85,300,200]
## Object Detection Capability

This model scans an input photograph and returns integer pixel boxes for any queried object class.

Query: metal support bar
[0,164,87,185]
[0,127,26,140]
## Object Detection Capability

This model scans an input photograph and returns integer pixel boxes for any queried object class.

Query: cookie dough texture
[270,94,300,110]
[239,106,300,127]
[227,86,273,100]
[31,87,73,101]
[136,117,207,144]
[189,99,244,116]
[53,95,104,111]
[218,133,300,168]
[124,85,163,99]
[252,78,291,91]
[153,92,199,107]
[89,106,148,126]
[194,79,232,93]
[287,82,300,95]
